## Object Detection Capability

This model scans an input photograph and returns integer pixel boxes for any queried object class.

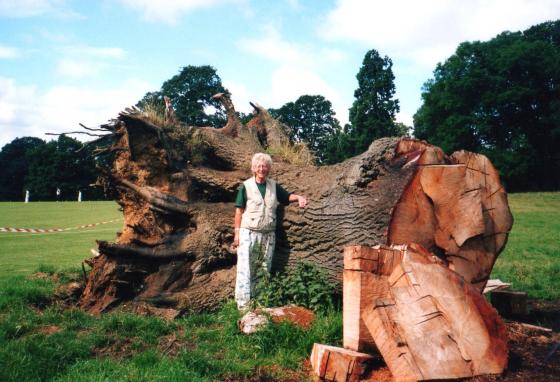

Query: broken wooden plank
[483,279,512,294]
[343,245,400,352]
[343,269,385,352]
[310,343,374,382]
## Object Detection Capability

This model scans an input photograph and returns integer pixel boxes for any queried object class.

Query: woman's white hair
[251,152,273,172]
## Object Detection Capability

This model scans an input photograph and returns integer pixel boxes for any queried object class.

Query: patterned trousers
[235,228,275,309]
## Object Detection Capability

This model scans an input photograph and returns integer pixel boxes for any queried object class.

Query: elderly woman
[233,153,307,310]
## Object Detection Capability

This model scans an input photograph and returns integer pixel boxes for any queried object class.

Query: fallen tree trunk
[78,95,513,314]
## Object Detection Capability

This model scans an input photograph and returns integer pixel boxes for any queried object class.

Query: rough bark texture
[78,95,513,314]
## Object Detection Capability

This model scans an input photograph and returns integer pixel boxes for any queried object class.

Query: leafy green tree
[346,49,401,155]
[394,122,411,137]
[414,21,560,191]
[0,137,46,201]
[270,95,342,163]
[25,135,99,200]
[138,65,228,127]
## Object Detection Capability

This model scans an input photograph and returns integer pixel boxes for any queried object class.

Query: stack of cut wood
[311,244,509,382]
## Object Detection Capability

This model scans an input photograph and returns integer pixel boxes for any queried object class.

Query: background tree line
[137,49,406,165]
[414,20,560,191]
[0,135,102,201]
[2,19,558,200]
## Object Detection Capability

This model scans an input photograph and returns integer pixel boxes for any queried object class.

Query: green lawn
[0,202,121,276]
[0,275,341,382]
[0,194,557,381]
[0,194,559,297]
[492,192,560,299]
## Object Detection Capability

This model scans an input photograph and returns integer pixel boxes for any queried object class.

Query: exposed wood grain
[310,343,375,382]
[361,244,508,381]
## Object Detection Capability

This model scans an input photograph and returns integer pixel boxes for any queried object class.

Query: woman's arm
[289,194,307,208]
[233,207,244,246]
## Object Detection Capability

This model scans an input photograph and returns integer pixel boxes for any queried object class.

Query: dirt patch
[157,330,196,357]
[350,320,559,382]
[265,306,315,329]
[222,364,309,382]
[91,337,147,360]
[36,325,62,335]
[220,374,279,382]
[133,303,180,321]
[29,272,60,282]
[239,306,315,334]
[524,299,560,331]
[489,321,560,381]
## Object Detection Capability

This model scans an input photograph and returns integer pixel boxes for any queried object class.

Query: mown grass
[0,202,121,276]
[491,192,560,299]
[0,274,342,382]
[0,193,557,380]
[1,194,557,297]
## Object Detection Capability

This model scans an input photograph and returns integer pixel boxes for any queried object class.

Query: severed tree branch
[46,131,113,137]
[79,123,113,132]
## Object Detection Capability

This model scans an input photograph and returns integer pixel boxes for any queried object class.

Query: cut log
[388,145,514,293]
[490,290,529,317]
[360,244,508,381]
[76,93,513,314]
[310,343,375,382]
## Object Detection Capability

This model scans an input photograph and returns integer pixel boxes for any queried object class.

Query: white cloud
[237,25,348,122]
[56,58,99,78]
[396,111,413,127]
[0,77,36,129]
[0,76,152,148]
[0,45,20,59]
[56,45,127,78]
[285,0,300,10]
[66,46,126,59]
[223,79,251,114]
[321,0,560,68]
[0,0,82,18]
[268,66,347,124]
[0,0,52,17]
[238,26,315,67]
[119,0,244,24]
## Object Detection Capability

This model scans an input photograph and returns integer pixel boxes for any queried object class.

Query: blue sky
[1,0,559,148]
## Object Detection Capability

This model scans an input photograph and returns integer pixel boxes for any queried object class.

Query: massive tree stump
[78,95,513,314]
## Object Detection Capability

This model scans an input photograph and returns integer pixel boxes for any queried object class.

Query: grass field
[0,275,341,382]
[492,192,560,299]
[1,194,558,298]
[0,201,341,381]
[0,202,121,276]
[0,194,558,381]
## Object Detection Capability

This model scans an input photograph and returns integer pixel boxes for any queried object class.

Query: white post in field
[25,190,30,203]
[78,191,82,202]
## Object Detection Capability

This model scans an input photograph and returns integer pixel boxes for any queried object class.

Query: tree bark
[78,95,513,314]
